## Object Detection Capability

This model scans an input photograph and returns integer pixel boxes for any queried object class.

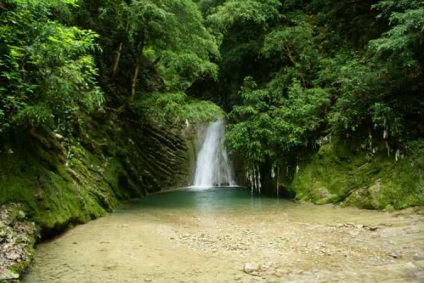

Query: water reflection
[121,187,287,213]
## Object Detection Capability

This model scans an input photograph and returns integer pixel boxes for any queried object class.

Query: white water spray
[193,119,236,188]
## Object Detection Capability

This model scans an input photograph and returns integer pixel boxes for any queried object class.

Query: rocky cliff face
[0,107,194,280]
[0,109,192,235]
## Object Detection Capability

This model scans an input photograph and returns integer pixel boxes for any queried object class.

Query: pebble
[389,253,400,259]
[243,263,259,274]
[273,271,283,277]
[250,271,260,276]
[260,261,273,270]
[234,275,243,281]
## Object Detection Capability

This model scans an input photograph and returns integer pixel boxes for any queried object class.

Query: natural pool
[24,187,424,283]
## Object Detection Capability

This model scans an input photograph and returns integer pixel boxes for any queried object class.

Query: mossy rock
[289,139,424,210]
[0,133,114,234]
[0,109,194,234]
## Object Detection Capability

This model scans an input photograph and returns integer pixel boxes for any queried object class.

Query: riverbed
[24,187,424,283]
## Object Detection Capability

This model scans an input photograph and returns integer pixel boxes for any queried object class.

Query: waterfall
[192,119,236,188]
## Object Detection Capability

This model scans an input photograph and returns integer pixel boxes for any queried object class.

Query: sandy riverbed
[24,190,424,283]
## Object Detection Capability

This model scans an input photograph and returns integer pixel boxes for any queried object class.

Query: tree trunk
[112,42,123,76]
[131,64,140,99]
[130,31,145,101]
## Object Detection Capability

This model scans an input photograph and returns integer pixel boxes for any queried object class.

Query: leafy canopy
[98,0,219,92]
[0,0,103,133]
[136,92,224,127]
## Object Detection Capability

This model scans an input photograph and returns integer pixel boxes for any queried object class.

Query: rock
[6,251,21,260]
[0,269,20,280]
[389,253,400,259]
[244,263,259,274]
[365,226,379,231]
[144,278,152,282]
[250,271,260,276]
[406,262,416,269]
[17,210,26,219]
[413,255,424,261]
[272,271,283,277]
[260,261,273,271]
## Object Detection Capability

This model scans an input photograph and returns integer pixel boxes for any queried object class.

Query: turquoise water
[119,187,293,213]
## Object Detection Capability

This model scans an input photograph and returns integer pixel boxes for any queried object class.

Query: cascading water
[192,119,236,188]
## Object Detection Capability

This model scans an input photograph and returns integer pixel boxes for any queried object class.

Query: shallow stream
[24,187,424,283]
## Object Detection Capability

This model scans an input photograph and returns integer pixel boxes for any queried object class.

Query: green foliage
[318,54,393,135]
[226,79,275,164]
[370,0,424,79]
[227,77,330,165]
[261,14,322,87]
[309,0,380,49]
[93,0,219,92]
[210,0,424,176]
[0,0,103,133]
[205,0,281,68]
[221,9,329,166]
[207,0,281,34]
[262,14,318,63]
[135,92,224,127]
[158,50,218,91]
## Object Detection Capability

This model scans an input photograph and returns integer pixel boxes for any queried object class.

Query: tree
[0,0,103,134]
[82,0,219,98]
[197,0,280,107]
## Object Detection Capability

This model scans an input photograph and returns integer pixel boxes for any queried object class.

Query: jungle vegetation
[1,0,423,198]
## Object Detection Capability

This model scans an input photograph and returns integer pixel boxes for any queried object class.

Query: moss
[0,107,194,235]
[289,139,424,210]
[0,132,114,235]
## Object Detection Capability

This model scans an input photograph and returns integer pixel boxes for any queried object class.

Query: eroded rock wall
[0,109,191,236]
